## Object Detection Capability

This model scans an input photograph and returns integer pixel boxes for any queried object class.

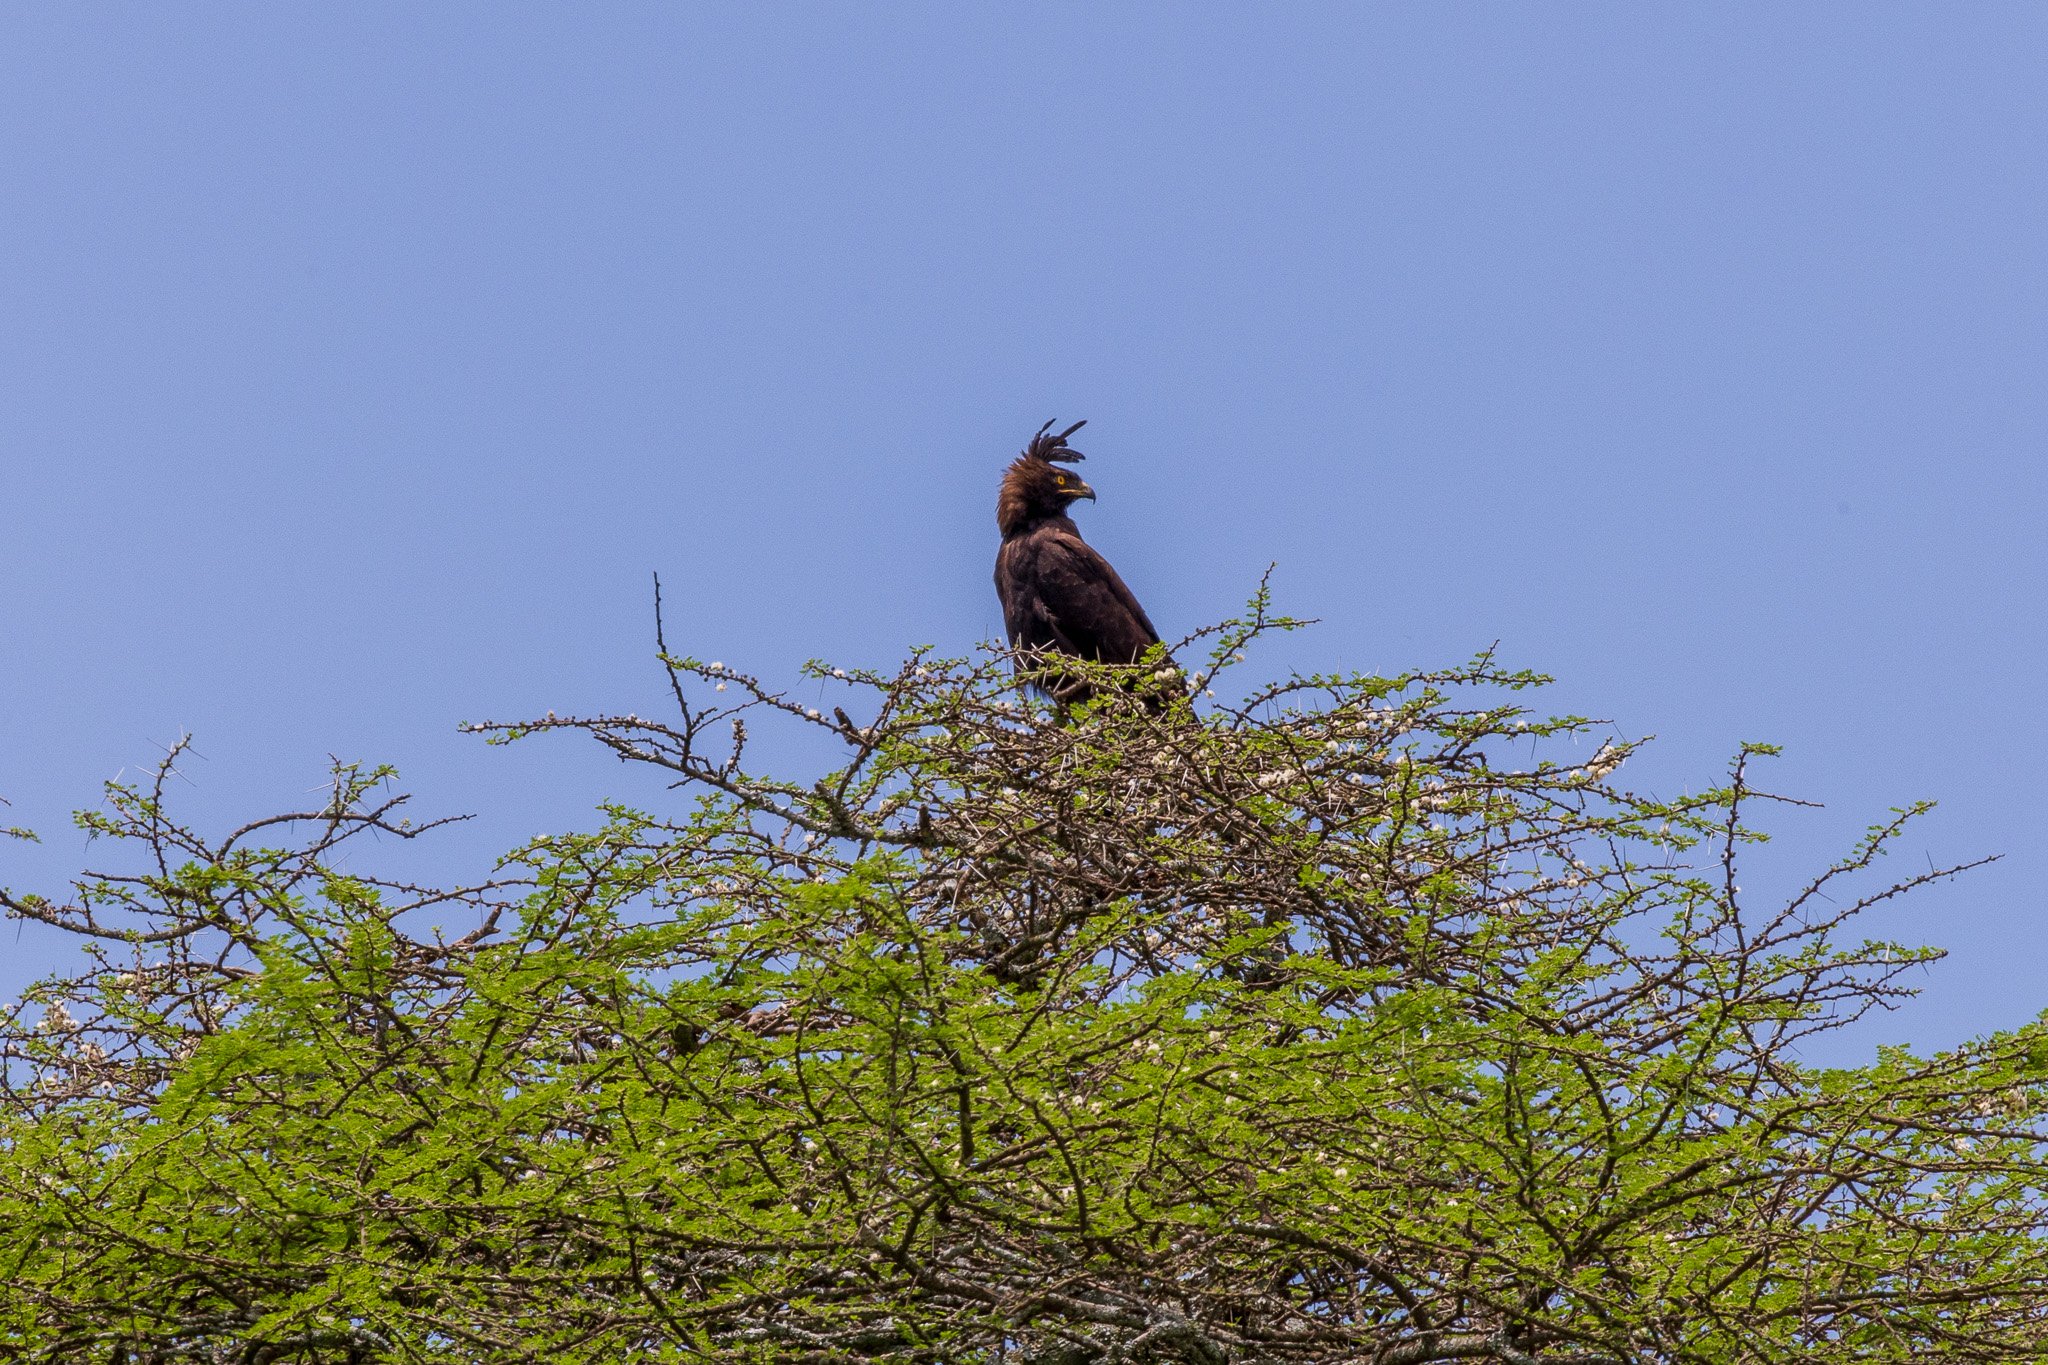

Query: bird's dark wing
[995,527,1160,665]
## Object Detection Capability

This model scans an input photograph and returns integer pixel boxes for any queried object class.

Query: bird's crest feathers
[1022,418,1087,465]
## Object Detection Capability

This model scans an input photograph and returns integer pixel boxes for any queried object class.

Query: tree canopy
[5,596,2046,1364]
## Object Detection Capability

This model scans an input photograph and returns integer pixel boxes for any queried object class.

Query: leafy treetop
[2,592,2042,1364]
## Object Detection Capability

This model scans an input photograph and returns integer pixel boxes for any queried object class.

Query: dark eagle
[994,419,1167,706]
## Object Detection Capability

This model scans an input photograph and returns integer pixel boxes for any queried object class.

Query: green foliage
[3,606,2043,1363]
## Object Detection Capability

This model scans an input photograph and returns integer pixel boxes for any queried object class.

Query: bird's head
[998,419,1097,535]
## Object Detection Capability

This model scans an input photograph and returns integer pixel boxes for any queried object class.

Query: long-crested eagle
[994,419,1168,706]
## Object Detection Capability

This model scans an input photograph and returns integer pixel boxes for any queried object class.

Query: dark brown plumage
[994,419,1166,706]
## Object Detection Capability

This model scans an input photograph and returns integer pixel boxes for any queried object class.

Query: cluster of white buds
[1583,742,1626,781]
[37,1001,75,1034]
[1971,1089,2036,1120]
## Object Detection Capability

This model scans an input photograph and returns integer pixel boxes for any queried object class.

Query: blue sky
[4,7,2043,1057]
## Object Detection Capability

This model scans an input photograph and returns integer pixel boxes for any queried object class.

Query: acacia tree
[4,595,2047,1364]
